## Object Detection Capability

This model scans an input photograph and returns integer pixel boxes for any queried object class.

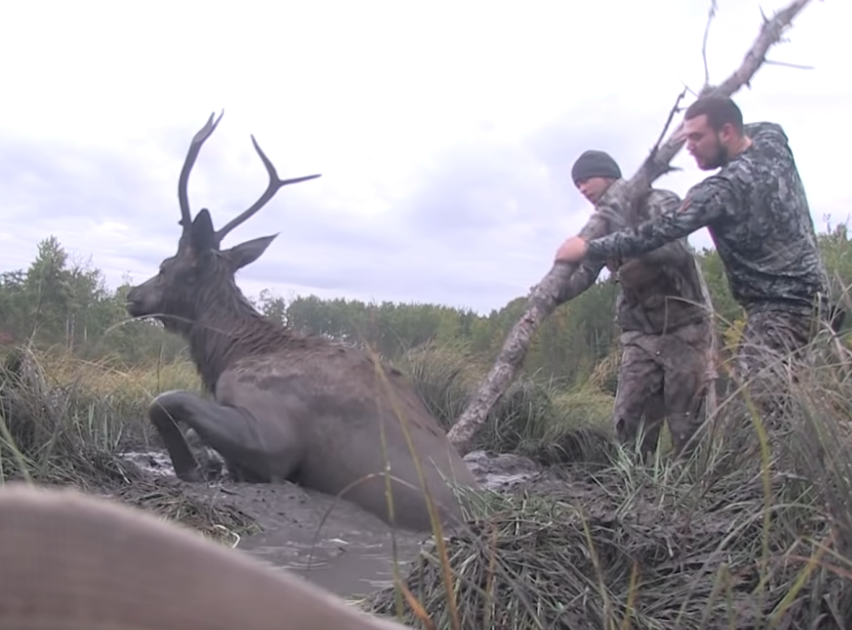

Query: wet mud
[118,449,546,599]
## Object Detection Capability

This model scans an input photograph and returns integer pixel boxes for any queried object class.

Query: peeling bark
[448,0,816,451]
[695,256,720,420]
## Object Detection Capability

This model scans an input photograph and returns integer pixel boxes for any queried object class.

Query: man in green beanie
[559,149,714,458]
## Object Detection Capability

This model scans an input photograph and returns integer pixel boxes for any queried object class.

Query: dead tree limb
[702,0,719,86]
[448,0,818,451]
[695,260,720,423]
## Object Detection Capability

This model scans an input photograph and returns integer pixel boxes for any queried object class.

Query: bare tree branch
[702,0,719,86]
[447,0,819,452]
[679,79,700,98]
[649,87,689,173]
[763,59,814,70]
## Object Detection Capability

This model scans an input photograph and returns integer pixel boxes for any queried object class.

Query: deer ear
[189,209,217,252]
[223,234,278,270]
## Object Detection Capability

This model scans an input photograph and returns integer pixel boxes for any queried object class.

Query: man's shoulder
[687,170,742,204]
[744,121,788,147]
[716,121,790,185]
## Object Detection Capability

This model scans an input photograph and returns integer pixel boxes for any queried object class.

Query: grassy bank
[398,340,618,463]
[5,335,852,628]
[0,345,257,543]
[364,333,852,629]
[0,344,201,480]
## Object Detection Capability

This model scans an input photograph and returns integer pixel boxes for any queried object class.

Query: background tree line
[3,221,852,390]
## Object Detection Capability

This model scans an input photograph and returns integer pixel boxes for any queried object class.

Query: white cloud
[1,0,849,314]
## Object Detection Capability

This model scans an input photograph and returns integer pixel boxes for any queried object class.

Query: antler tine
[177,110,224,232]
[214,134,321,243]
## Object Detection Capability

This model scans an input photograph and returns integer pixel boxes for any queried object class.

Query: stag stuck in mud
[125,111,478,532]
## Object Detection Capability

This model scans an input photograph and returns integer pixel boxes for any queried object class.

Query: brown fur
[125,112,478,531]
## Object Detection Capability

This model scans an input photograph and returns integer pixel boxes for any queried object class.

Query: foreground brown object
[0,483,408,630]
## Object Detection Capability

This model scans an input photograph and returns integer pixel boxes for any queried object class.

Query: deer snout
[124,290,143,317]
[125,285,154,318]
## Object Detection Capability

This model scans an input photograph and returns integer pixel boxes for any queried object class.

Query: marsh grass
[362,323,852,630]
[113,479,261,545]
[6,325,852,628]
[397,340,616,464]
[0,344,255,541]
[0,344,202,481]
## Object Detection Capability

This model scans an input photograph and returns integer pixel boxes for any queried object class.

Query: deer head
[125,111,320,331]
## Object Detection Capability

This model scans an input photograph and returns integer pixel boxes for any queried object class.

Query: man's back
[693,122,830,314]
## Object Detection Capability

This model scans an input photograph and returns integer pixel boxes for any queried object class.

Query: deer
[124,111,479,532]
[0,482,410,629]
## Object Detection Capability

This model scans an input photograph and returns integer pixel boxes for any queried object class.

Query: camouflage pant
[613,321,712,457]
[731,309,815,419]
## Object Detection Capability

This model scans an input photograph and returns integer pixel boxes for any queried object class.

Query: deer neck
[184,287,280,393]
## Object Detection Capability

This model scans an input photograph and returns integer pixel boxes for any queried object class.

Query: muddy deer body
[125,112,478,532]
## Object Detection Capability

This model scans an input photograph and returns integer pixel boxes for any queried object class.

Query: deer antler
[178,110,224,232]
[214,135,321,243]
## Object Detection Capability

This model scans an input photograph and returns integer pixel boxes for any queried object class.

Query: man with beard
[554,96,837,415]
[558,149,713,458]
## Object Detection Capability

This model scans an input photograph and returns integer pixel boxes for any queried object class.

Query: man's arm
[625,189,695,268]
[585,176,737,263]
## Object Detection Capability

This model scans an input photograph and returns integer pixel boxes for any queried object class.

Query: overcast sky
[1,0,848,315]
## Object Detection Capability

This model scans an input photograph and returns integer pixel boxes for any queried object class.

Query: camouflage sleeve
[631,189,696,267]
[585,176,737,262]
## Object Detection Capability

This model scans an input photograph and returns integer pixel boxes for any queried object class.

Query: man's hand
[555,236,588,264]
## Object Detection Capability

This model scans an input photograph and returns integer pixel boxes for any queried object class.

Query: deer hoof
[176,467,207,483]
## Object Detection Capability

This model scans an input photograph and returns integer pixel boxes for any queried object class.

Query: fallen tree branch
[448,0,818,451]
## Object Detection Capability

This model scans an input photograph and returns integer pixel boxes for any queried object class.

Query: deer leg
[181,425,259,482]
[182,427,226,480]
[147,391,207,482]
[148,390,299,484]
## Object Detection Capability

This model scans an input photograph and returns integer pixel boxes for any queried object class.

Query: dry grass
[0,345,255,541]
[0,345,202,462]
[114,479,260,545]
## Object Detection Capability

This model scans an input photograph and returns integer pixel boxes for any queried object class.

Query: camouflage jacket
[557,182,710,336]
[585,122,831,317]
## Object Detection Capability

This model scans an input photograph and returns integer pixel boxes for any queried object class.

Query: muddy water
[120,449,542,598]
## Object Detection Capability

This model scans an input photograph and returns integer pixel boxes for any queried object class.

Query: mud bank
[117,448,548,599]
